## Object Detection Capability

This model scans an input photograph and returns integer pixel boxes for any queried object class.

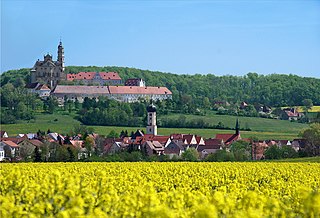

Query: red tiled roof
[215,133,241,145]
[183,135,194,144]
[53,85,110,94]
[195,136,203,144]
[29,139,44,147]
[125,78,143,86]
[108,86,172,95]
[203,138,223,149]
[2,140,19,147]
[35,84,50,91]
[67,72,121,81]
[0,136,26,144]
[170,134,184,140]
[285,111,299,117]
[70,140,84,148]
[53,85,172,96]
[142,134,169,144]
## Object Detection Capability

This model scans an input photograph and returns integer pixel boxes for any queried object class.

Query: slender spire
[235,118,240,135]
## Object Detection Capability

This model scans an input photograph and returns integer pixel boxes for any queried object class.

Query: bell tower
[146,103,157,135]
[57,40,65,71]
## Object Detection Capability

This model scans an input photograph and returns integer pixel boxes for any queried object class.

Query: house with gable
[142,140,164,156]
[0,131,9,138]
[198,138,224,159]
[215,119,241,146]
[164,140,185,158]
[0,140,20,161]
[281,108,304,121]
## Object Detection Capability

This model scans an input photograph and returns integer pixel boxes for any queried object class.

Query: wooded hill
[1,66,319,107]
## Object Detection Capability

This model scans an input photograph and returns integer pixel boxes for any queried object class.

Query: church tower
[146,103,157,135]
[57,40,65,71]
[235,118,240,135]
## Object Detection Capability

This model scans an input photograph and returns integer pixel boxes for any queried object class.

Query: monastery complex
[28,41,172,103]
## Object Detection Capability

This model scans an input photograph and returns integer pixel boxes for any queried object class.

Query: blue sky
[1,0,320,77]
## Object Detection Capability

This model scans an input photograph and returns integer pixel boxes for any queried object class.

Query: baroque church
[30,41,66,89]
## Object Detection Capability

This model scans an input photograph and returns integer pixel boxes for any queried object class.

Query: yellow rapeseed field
[0,162,319,218]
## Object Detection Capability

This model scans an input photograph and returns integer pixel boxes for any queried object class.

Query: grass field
[160,111,308,134]
[268,156,320,163]
[1,112,308,140]
[282,105,320,113]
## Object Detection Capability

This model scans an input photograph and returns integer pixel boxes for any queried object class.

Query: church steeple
[235,118,240,135]
[57,40,64,71]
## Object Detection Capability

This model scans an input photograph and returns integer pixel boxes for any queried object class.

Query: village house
[215,119,241,146]
[291,139,306,152]
[281,108,304,121]
[164,140,185,158]
[66,72,122,85]
[142,140,164,156]
[25,83,51,98]
[198,138,224,159]
[251,140,268,160]
[0,141,19,161]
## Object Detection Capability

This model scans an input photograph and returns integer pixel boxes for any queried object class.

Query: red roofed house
[142,134,171,147]
[0,140,19,161]
[25,83,51,98]
[198,138,224,159]
[67,72,122,85]
[281,108,304,121]
[215,119,241,146]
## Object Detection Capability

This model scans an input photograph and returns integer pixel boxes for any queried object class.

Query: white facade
[146,111,157,135]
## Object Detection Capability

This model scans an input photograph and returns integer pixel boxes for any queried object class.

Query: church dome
[147,104,156,112]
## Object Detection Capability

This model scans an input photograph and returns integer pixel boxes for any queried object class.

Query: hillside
[1,66,320,107]
[1,112,307,140]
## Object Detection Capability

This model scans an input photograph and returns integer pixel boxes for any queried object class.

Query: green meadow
[1,112,308,140]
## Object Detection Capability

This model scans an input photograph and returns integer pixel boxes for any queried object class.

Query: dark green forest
[1,66,320,107]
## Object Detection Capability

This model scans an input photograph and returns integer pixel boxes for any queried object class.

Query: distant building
[198,138,224,159]
[25,83,51,98]
[281,108,304,121]
[146,103,157,135]
[52,85,172,104]
[125,78,145,87]
[30,41,65,89]
[215,119,241,145]
[66,72,122,85]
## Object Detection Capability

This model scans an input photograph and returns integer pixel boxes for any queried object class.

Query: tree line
[2,66,320,108]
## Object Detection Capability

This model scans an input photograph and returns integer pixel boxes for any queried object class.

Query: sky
[1,0,320,78]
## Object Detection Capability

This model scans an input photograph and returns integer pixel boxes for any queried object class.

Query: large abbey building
[30,41,66,88]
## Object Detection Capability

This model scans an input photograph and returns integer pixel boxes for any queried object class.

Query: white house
[0,141,19,161]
